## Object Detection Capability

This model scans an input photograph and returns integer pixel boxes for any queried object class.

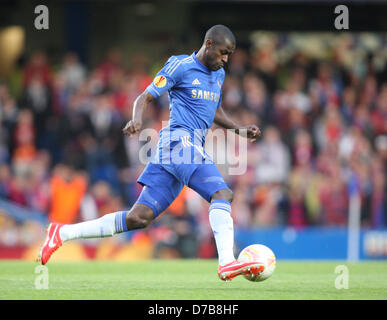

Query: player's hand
[238,125,261,142]
[246,124,261,142]
[122,119,142,137]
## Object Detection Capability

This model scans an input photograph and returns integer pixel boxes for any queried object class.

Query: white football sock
[209,200,235,266]
[59,211,128,242]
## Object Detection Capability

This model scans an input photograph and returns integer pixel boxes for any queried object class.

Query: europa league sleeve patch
[153,75,167,88]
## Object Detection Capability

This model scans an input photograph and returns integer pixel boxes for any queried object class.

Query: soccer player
[38,25,264,281]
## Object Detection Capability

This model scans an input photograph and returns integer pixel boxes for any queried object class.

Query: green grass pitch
[0,259,386,300]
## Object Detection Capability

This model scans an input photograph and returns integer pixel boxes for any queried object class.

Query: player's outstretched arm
[214,106,261,142]
[122,91,154,137]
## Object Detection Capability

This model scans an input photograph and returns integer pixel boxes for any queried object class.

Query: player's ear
[205,39,214,49]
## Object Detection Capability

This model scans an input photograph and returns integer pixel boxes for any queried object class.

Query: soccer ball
[237,244,276,282]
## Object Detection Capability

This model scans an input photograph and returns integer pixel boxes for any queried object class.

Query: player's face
[206,39,235,71]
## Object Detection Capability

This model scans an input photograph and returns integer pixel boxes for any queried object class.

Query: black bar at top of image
[191,1,387,32]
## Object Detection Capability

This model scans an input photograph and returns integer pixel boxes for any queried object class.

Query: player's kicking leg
[210,189,265,281]
[187,165,265,282]
[37,203,153,265]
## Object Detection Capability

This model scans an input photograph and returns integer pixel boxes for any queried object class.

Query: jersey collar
[192,51,211,73]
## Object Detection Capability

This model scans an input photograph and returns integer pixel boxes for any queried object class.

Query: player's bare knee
[211,188,234,203]
[126,212,151,229]
[125,204,154,230]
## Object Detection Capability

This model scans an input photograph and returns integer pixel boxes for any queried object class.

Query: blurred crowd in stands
[0,32,386,258]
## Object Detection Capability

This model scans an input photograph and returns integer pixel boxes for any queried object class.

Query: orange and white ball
[237,244,276,282]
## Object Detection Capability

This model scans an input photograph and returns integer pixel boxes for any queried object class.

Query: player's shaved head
[204,25,236,46]
[196,24,236,71]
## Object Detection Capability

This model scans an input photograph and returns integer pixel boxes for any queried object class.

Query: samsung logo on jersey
[191,90,220,102]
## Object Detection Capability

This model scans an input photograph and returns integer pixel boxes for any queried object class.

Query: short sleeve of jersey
[217,91,223,109]
[146,56,185,98]
[217,69,226,109]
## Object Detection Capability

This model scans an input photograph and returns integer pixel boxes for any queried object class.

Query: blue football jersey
[146,51,225,147]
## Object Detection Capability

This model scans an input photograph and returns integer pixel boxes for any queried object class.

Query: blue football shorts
[136,141,229,217]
